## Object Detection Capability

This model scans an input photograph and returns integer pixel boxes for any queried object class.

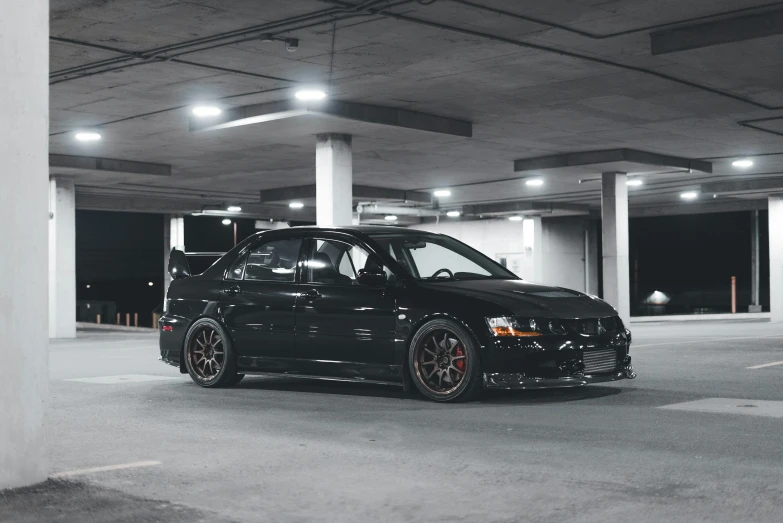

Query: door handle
[301,289,322,301]
[223,285,241,296]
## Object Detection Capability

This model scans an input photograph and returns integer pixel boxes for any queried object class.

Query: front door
[295,236,396,376]
[220,236,304,370]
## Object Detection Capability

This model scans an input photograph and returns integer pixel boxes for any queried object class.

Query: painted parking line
[659,398,783,418]
[634,333,783,348]
[65,374,183,384]
[747,360,783,369]
[51,460,161,478]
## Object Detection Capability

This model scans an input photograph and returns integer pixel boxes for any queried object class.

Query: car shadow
[234,375,624,403]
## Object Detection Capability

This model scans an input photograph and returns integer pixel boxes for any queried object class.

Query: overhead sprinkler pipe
[355,203,442,217]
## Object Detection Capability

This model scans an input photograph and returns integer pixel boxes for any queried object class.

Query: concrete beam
[631,198,767,218]
[462,200,591,217]
[50,154,171,176]
[259,184,432,204]
[514,148,712,174]
[190,99,472,137]
[701,177,783,195]
[651,8,783,55]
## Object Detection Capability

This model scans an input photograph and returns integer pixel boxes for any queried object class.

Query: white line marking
[634,333,783,348]
[659,398,783,418]
[65,374,182,384]
[51,460,161,478]
[747,360,783,369]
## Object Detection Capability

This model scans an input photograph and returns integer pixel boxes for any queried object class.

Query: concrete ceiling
[49,0,783,220]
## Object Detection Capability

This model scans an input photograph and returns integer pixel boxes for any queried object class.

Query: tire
[408,319,483,402]
[183,318,242,388]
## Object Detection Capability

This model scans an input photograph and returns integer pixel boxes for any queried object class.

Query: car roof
[261,225,441,235]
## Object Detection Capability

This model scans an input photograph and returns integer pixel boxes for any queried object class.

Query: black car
[160,226,635,402]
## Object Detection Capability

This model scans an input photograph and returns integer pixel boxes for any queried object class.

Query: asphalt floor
[2,319,783,522]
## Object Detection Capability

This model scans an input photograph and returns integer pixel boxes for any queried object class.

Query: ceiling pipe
[356,203,442,216]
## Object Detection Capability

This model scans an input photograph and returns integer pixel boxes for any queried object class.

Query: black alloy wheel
[409,319,482,402]
[183,318,243,388]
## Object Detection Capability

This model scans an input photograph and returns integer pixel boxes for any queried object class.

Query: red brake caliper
[454,346,465,371]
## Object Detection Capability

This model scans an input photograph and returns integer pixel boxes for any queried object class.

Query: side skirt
[241,371,403,388]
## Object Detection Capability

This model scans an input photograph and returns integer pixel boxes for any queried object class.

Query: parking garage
[3,1,783,521]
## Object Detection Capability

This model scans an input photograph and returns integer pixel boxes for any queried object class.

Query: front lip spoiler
[484,366,636,390]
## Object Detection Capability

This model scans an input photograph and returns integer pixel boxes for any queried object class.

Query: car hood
[417,279,617,319]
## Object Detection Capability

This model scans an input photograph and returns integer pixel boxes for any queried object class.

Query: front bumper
[484,363,636,390]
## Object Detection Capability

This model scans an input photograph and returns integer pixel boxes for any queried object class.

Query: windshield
[367,232,517,281]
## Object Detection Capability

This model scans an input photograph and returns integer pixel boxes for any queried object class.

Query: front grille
[583,349,618,374]
[563,316,622,336]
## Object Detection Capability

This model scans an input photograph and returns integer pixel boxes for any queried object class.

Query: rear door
[219,235,305,366]
[295,235,396,368]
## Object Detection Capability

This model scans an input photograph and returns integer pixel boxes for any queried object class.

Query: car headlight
[486,317,542,337]
[486,316,568,337]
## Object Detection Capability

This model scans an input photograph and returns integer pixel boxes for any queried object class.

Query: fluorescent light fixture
[227,206,242,212]
[434,189,451,197]
[680,191,698,200]
[732,158,753,168]
[525,178,544,187]
[508,216,523,221]
[289,202,304,209]
[446,210,460,217]
[627,179,643,187]
[148,282,154,286]
[192,106,222,117]
[74,131,101,142]
[222,218,232,225]
[384,215,398,221]
[295,89,327,101]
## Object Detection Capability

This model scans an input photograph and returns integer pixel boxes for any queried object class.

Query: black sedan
[160,226,635,402]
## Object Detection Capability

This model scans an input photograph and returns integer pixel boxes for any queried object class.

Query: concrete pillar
[0,0,49,489]
[601,172,630,325]
[164,214,185,299]
[522,217,544,282]
[49,177,77,339]
[316,133,352,226]
[769,197,783,322]
[750,210,762,312]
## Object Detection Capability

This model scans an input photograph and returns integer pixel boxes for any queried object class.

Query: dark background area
[76,210,769,324]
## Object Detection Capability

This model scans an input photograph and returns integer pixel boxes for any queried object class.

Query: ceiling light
[222,218,232,225]
[434,189,451,197]
[289,202,304,209]
[74,131,101,142]
[680,191,698,201]
[446,210,460,217]
[525,178,544,187]
[192,105,222,117]
[508,216,523,221]
[732,159,754,168]
[295,89,327,101]
[148,282,154,286]
[227,206,242,212]
[385,215,398,221]
[627,179,643,187]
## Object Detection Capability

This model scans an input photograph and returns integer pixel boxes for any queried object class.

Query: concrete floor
[4,320,783,522]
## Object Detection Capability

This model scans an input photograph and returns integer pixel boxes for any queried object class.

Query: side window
[307,239,382,285]
[226,252,247,280]
[243,238,302,282]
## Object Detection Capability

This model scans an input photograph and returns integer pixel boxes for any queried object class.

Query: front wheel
[408,319,483,402]
[183,318,243,388]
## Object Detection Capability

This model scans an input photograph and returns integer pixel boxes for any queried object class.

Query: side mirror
[168,249,191,279]
[357,268,387,287]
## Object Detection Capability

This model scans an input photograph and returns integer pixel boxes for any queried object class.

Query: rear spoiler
[168,249,191,279]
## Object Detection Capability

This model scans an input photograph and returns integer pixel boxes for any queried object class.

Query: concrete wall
[0,0,49,489]
[409,216,598,293]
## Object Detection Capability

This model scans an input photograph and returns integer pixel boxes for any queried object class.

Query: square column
[316,133,353,226]
[49,177,77,339]
[769,197,783,322]
[522,217,544,282]
[601,172,630,325]
[1,0,49,489]
[164,214,185,300]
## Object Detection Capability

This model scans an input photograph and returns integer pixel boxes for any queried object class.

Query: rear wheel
[183,318,243,387]
[408,319,482,402]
